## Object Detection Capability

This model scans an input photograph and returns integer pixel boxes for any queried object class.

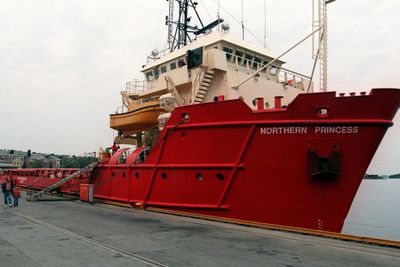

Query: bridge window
[154,68,159,78]
[262,61,269,73]
[270,66,277,76]
[254,57,262,70]
[178,58,186,67]
[244,54,253,66]
[170,62,177,70]
[223,47,233,61]
[146,71,154,81]
[160,66,167,73]
[235,50,243,64]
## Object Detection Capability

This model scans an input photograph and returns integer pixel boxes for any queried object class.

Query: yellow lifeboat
[110,98,166,135]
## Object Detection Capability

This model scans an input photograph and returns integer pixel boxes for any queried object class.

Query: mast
[167,0,174,50]
[165,0,203,52]
[165,0,223,52]
[312,0,335,92]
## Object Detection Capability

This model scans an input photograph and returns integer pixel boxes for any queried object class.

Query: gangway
[27,162,98,201]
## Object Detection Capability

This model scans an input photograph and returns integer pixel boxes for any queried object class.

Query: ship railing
[135,95,160,104]
[146,47,171,64]
[277,68,311,90]
[125,79,148,95]
[225,52,311,90]
[115,105,128,114]
[225,52,280,81]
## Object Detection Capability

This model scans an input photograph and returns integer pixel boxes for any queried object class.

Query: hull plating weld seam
[9,210,167,267]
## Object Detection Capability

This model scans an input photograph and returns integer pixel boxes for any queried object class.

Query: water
[342,179,400,241]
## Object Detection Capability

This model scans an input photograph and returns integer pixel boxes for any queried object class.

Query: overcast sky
[0,0,399,174]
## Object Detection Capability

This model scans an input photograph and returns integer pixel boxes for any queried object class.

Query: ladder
[312,0,330,92]
[27,162,98,201]
[194,70,215,103]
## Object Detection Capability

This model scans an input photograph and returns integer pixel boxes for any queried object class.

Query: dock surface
[1,195,400,267]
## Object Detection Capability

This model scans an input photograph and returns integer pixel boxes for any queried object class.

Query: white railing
[125,79,147,95]
[278,67,311,90]
[146,47,171,64]
[225,52,311,90]
[115,105,128,114]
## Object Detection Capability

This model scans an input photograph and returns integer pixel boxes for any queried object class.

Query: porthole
[317,108,329,118]
[112,172,115,176]
[216,173,225,181]
[135,172,140,179]
[161,172,167,179]
[196,173,204,181]
[122,172,126,177]
[181,113,189,119]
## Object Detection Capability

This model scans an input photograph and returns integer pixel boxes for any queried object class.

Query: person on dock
[12,183,20,207]
[1,177,14,208]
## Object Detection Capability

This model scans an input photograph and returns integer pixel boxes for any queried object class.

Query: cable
[307,29,324,93]
[199,1,213,20]
[209,0,270,49]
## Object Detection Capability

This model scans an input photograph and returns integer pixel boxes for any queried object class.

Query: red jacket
[13,188,21,198]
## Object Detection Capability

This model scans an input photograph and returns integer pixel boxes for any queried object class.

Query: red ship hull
[3,89,400,232]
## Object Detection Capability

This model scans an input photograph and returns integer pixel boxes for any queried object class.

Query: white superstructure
[122,30,313,111]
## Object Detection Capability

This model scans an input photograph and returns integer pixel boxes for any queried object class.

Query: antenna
[263,0,267,48]
[241,0,245,40]
[165,0,223,52]
[167,0,174,50]
[217,0,221,31]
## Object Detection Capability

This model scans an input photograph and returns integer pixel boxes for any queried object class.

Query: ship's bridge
[123,30,313,109]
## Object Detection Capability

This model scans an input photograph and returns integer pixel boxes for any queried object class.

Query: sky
[0,0,399,174]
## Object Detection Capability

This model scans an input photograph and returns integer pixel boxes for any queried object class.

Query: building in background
[0,150,24,169]
[0,149,61,169]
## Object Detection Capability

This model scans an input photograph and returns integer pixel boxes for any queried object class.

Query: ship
[2,0,400,233]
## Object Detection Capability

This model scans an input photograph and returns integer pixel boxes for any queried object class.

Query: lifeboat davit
[109,100,165,135]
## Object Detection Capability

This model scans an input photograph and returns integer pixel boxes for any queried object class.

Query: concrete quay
[1,194,399,267]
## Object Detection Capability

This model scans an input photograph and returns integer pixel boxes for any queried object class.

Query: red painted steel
[257,98,264,110]
[274,96,283,108]
[126,147,146,165]
[3,89,400,233]
[108,148,129,164]
[80,184,90,202]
